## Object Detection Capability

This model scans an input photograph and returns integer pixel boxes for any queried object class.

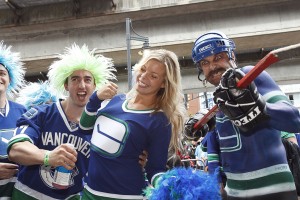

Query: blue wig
[0,41,25,97]
[144,167,221,200]
[16,80,57,109]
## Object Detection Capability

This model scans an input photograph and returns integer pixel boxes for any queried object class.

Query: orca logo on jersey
[91,115,128,157]
[40,165,79,189]
[232,106,261,127]
[0,129,15,159]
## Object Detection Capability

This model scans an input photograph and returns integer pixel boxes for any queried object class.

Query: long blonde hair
[127,49,187,152]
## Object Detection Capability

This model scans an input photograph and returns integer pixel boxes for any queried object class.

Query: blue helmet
[192,30,236,64]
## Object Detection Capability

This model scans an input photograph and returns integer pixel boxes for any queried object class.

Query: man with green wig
[7,43,117,199]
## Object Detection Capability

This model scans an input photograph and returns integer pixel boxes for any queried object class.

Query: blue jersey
[9,101,91,199]
[0,100,26,161]
[0,100,26,130]
[204,131,221,174]
[80,93,171,199]
[216,66,300,199]
[0,100,26,198]
[201,130,227,185]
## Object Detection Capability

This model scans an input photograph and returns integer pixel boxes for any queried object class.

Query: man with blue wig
[0,41,26,198]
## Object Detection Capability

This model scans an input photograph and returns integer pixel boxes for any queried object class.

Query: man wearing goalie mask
[188,30,300,200]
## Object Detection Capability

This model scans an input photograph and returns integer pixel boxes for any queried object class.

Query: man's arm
[8,141,77,170]
[9,141,46,166]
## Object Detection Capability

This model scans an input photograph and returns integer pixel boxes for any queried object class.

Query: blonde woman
[80,49,186,199]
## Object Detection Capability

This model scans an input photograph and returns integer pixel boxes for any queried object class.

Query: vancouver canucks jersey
[0,100,25,161]
[0,100,26,130]
[217,66,300,199]
[8,101,91,200]
[203,131,221,174]
[0,100,26,198]
[80,93,171,199]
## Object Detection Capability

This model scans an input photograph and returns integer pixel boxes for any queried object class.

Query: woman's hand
[96,82,118,100]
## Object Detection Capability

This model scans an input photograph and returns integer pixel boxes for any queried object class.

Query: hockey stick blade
[193,42,300,131]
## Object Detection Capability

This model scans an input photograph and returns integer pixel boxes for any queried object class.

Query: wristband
[44,151,50,166]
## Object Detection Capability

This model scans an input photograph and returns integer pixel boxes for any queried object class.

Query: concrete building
[1,0,300,108]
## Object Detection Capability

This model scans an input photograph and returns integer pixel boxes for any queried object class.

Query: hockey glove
[213,68,268,133]
[183,110,215,140]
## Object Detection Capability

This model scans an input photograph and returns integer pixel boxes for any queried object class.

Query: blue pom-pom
[144,167,221,200]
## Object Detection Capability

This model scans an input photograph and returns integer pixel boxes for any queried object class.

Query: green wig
[47,43,116,97]
[0,41,26,97]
